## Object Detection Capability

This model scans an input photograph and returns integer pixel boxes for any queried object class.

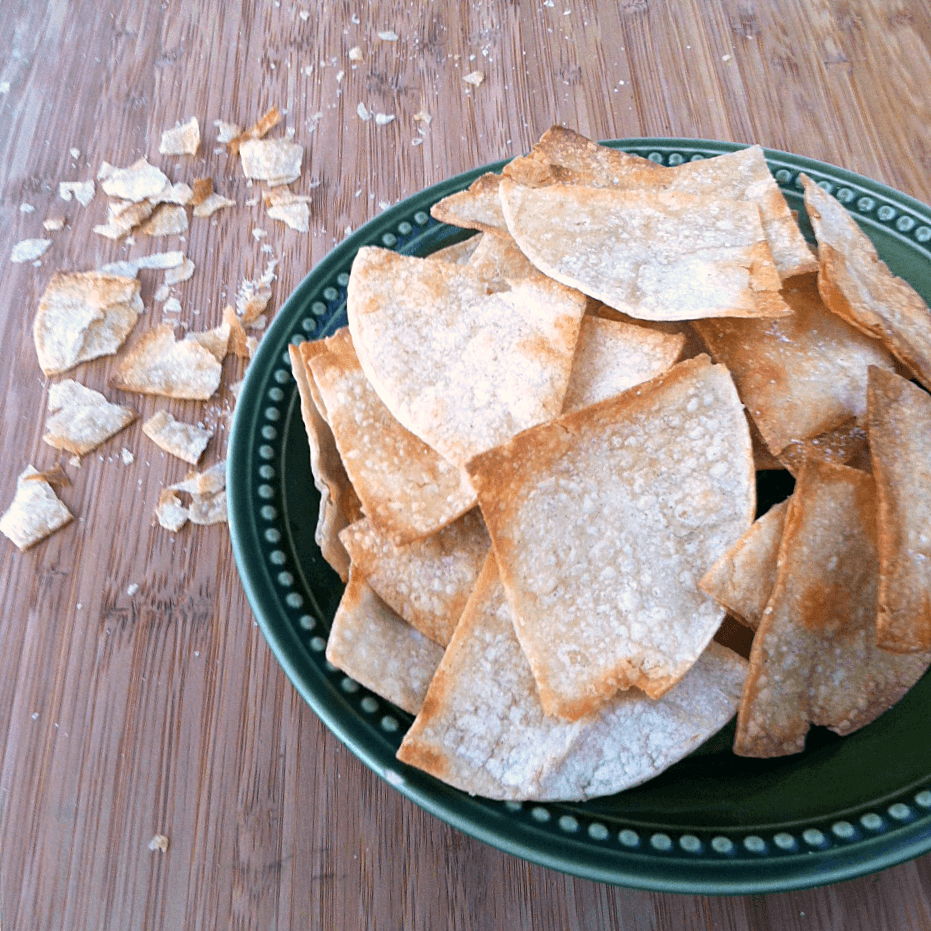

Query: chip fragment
[347,246,587,466]
[397,556,747,800]
[159,117,201,156]
[239,138,303,186]
[100,158,170,202]
[867,366,931,652]
[733,460,931,757]
[110,324,223,400]
[325,572,445,716]
[142,410,213,464]
[1,465,74,550]
[467,355,754,719]
[43,379,137,456]
[34,272,142,376]
[264,188,311,231]
[803,175,931,391]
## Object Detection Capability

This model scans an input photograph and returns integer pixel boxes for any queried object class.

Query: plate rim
[228,136,931,894]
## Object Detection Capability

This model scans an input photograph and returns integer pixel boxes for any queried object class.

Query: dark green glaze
[228,140,931,894]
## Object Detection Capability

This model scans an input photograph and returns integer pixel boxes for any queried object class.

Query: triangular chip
[339,509,490,646]
[734,460,931,757]
[562,314,685,413]
[868,366,931,652]
[43,379,137,456]
[110,324,222,400]
[347,246,587,466]
[428,234,481,265]
[289,340,361,581]
[1,466,74,550]
[803,175,931,391]
[499,181,786,322]
[34,272,142,376]
[466,355,754,719]
[142,410,213,464]
[430,172,506,233]
[325,572,445,716]
[307,327,476,544]
[397,556,747,801]
[699,498,790,630]
[693,274,896,456]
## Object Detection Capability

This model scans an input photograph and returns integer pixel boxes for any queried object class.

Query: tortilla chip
[264,188,311,232]
[43,379,137,456]
[139,204,188,237]
[171,461,226,496]
[693,274,896,456]
[430,172,506,233]
[159,117,200,156]
[733,460,931,757]
[239,138,303,187]
[227,106,282,156]
[185,322,230,363]
[776,416,870,476]
[467,355,754,719]
[499,181,786,322]
[562,314,685,412]
[307,327,476,544]
[11,239,52,263]
[98,251,186,277]
[34,272,142,376]
[236,261,277,324]
[289,341,361,581]
[155,487,188,532]
[100,158,170,202]
[110,324,222,400]
[142,410,213,464]
[188,489,227,525]
[428,235,481,265]
[803,175,931,391]
[867,367,931,652]
[347,246,586,466]
[326,572,445,716]
[464,228,542,288]
[0,465,74,550]
[339,509,490,646]
[397,555,747,801]
[699,498,790,630]
[193,190,236,218]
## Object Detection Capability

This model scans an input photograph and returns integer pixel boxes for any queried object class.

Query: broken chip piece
[43,379,137,456]
[34,272,142,376]
[1,465,74,550]
[239,138,303,187]
[159,117,201,156]
[142,410,213,464]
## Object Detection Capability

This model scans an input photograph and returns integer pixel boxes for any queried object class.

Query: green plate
[228,139,931,894]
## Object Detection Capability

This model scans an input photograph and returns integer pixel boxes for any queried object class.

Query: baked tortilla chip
[326,572,445,716]
[467,355,754,719]
[1,466,74,550]
[699,499,790,630]
[110,324,222,400]
[100,158,170,202]
[142,410,213,464]
[803,175,931,390]
[428,234,481,265]
[694,274,895,456]
[347,247,586,466]
[562,314,685,412]
[159,117,200,156]
[307,327,476,544]
[430,172,506,233]
[239,138,303,187]
[43,379,137,456]
[499,181,785,322]
[289,340,361,581]
[397,556,747,801]
[34,272,142,376]
[734,460,931,757]
[339,509,490,646]
[868,366,931,652]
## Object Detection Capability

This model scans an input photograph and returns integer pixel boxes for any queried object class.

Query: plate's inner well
[229,140,931,893]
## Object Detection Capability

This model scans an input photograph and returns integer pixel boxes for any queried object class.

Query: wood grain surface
[1,1,931,928]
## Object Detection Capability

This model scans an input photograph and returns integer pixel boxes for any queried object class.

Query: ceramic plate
[228,139,931,894]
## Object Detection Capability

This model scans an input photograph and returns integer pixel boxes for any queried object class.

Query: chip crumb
[192,191,236,218]
[127,583,140,596]
[147,834,169,852]
[374,113,396,125]
[69,147,80,159]
[121,447,134,465]
[159,116,200,156]
[357,102,372,121]
[11,239,52,263]
[463,71,485,86]
[214,120,242,144]
[155,488,188,532]
[413,109,432,125]
[20,203,35,214]
[43,216,66,231]
[349,45,364,61]
[59,180,95,206]
[265,189,311,232]
[377,30,398,41]
[98,250,185,277]
[299,8,310,20]
[163,297,182,314]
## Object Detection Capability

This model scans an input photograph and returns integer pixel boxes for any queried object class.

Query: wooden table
[2,1,930,927]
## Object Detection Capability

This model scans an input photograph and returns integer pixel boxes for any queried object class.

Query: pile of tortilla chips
[291,127,931,801]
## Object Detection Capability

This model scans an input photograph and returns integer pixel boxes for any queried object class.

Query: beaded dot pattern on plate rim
[248,143,931,863]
